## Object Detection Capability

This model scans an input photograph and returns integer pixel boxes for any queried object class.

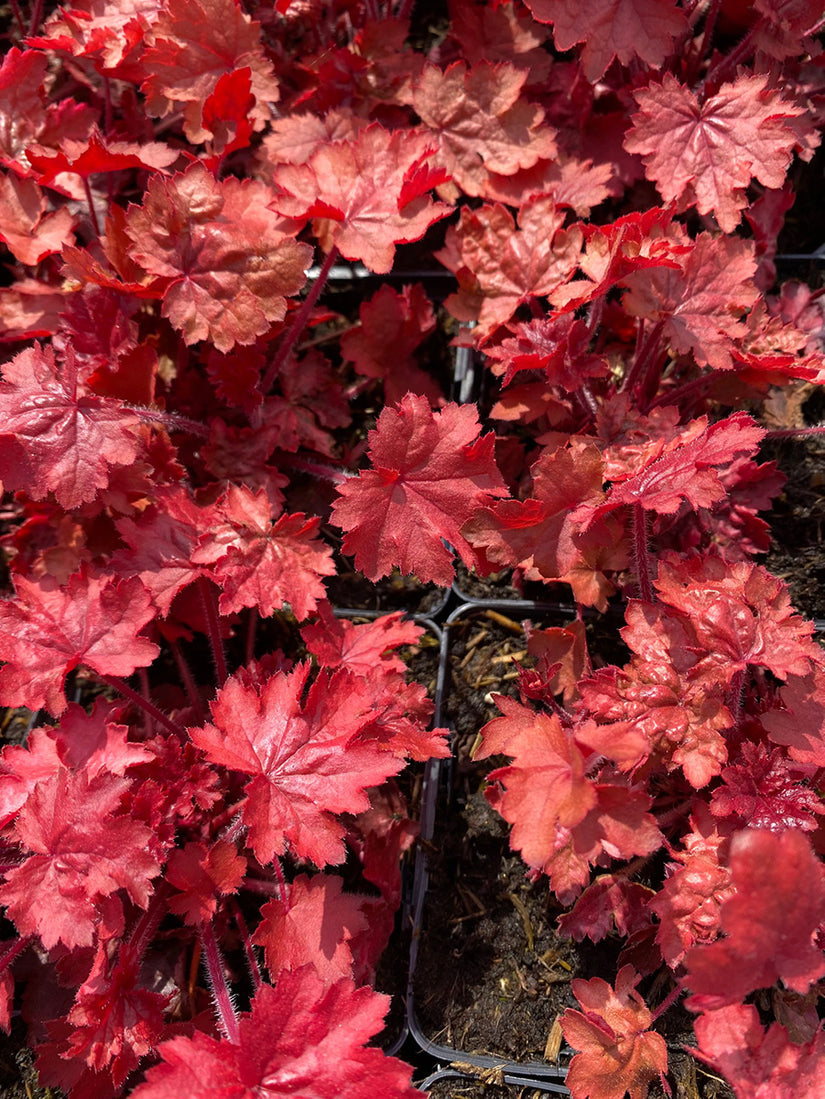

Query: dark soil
[451,564,574,609]
[762,432,825,622]
[412,610,585,1066]
[0,1030,57,1099]
[411,609,735,1099]
[325,554,449,616]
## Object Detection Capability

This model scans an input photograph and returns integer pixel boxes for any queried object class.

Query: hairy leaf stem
[198,577,229,686]
[261,244,340,395]
[632,503,654,603]
[200,920,240,1045]
[96,673,186,738]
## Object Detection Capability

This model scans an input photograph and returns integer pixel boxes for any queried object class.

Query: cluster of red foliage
[0,0,824,1095]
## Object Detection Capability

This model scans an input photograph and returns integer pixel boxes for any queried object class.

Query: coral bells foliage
[0,1,825,1097]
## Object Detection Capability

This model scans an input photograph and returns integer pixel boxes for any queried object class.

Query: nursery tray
[420,1068,570,1097]
[334,611,444,1058]
[406,603,579,1081]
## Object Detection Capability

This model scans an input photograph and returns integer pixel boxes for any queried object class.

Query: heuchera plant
[0,0,824,1095]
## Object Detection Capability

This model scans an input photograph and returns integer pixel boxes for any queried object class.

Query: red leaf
[331,393,507,585]
[623,233,759,370]
[302,606,423,677]
[411,60,556,199]
[111,485,217,616]
[0,49,48,167]
[753,0,825,59]
[447,0,552,85]
[253,873,369,984]
[525,0,686,81]
[0,569,159,717]
[581,412,765,520]
[0,728,63,829]
[0,278,66,341]
[709,740,824,833]
[191,485,335,620]
[166,840,246,925]
[437,197,582,337]
[125,163,312,351]
[188,664,408,866]
[51,697,154,778]
[653,552,821,684]
[0,173,74,264]
[0,769,161,949]
[200,67,255,165]
[561,966,668,1099]
[26,0,157,74]
[475,694,598,838]
[693,1004,825,1099]
[484,314,609,390]
[483,153,612,214]
[260,110,367,171]
[648,805,735,967]
[27,126,178,184]
[625,74,811,232]
[131,969,423,1099]
[477,696,661,902]
[579,648,732,789]
[271,124,451,274]
[551,207,687,312]
[463,439,628,610]
[557,875,656,944]
[762,667,825,766]
[684,829,825,1011]
[0,343,144,508]
[339,283,440,405]
[141,0,279,144]
[65,945,168,1086]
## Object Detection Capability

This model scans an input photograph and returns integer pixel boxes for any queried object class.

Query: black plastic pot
[419,1068,570,1096]
[324,610,445,1058]
[405,602,575,1084]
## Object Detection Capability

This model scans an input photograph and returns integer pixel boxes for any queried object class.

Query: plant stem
[261,245,339,395]
[82,176,102,239]
[651,982,683,1023]
[649,373,711,410]
[765,425,825,440]
[632,503,654,603]
[170,639,207,722]
[700,0,721,55]
[242,876,284,897]
[726,667,746,734]
[200,921,240,1045]
[245,608,258,667]
[9,0,25,35]
[229,898,262,989]
[133,406,210,438]
[576,382,599,421]
[278,451,350,484]
[127,883,170,962]
[0,935,33,976]
[27,0,44,36]
[585,291,606,338]
[96,674,186,737]
[138,668,154,737]
[219,812,247,846]
[103,75,113,135]
[198,577,228,686]
[268,857,288,900]
[621,320,664,400]
[702,22,759,89]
